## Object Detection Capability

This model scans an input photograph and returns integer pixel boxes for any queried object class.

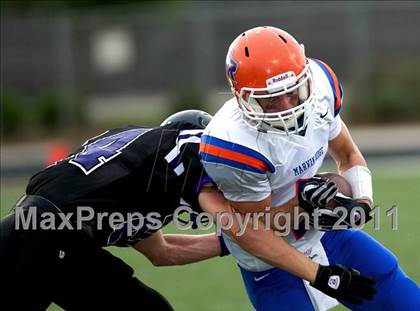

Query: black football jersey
[26,122,209,247]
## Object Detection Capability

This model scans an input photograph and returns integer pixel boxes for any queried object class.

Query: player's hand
[308,207,342,231]
[333,194,372,227]
[308,195,373,231]
[296,177,338,213]
[311,264,376,304]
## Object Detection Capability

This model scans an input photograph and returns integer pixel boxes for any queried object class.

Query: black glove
[311,264,376,304]
[296,177,338,213]
[309,207,342,231]
[308,195,373,231]
[333,194,373,227]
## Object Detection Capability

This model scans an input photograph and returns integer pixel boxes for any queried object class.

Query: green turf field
[1,175,419,311]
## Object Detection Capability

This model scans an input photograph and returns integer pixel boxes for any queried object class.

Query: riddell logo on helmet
[266,72,296,87]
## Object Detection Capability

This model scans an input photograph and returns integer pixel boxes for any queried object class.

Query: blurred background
[1,1,419,310]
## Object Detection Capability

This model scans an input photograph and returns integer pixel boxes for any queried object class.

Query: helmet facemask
[235,64,316,135]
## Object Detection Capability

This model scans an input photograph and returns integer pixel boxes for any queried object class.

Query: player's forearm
[199,190,318,283]
[337,148,367,174]
[158,233,221,266]
[328,122,373,205]
[227,214,318,283]
[328,121,367,174]
[133,230,221,266]
[269,196,301,231]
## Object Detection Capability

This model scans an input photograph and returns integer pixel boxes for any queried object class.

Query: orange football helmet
[225,26,316,135]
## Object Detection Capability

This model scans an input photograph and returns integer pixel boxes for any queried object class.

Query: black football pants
[0,197,174,311]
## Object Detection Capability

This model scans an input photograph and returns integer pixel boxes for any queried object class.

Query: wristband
[342,166,373,204]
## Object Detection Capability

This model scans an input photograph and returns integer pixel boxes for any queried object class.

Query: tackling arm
[133,230,222,266]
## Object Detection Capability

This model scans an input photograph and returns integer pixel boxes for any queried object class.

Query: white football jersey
[200,58,344,272]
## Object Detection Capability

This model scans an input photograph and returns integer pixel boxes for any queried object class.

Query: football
[317,172,353,208]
